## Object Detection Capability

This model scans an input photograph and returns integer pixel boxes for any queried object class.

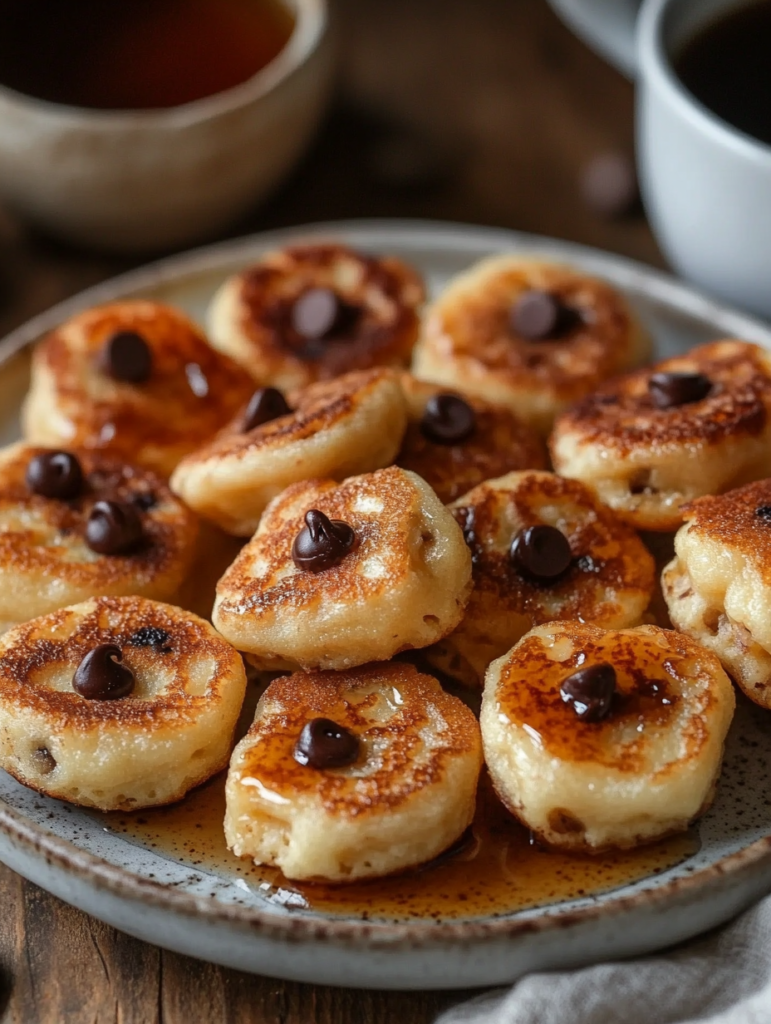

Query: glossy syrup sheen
[105,774,698,921]
[0,0,295,110]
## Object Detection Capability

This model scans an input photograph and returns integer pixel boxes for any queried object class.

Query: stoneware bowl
[0,0,332,253]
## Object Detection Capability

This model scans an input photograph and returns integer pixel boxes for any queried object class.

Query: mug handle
[550,0,640,78]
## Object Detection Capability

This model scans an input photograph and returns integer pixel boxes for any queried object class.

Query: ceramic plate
[1,220,771,991]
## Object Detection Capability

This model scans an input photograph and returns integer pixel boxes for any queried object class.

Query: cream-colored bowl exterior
[0,0,332,252]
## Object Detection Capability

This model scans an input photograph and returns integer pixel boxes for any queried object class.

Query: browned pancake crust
[452,473,654,623]
[32,301,253,468]
[0,597,237,734]
[495,623,713,772]
[181,367,398,465]
[217,467,439,617]
[679,480,771,586]
[0,446,196,589]
[235,244,425,382]
[553,340,771,455]
[396,378,547,503]
[236,662,479,816]
[428,262,639,400]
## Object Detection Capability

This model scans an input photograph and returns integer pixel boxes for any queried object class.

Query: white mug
[556,0,771,320]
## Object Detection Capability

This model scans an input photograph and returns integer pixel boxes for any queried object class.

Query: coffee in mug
[674,1,771,146]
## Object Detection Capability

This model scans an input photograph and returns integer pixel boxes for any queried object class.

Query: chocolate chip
[26,450,84,500]
[131,491,157,511]
[85,500,144,555]
[420,393,476,444]
[560,663,616,722]
[293,717,360,769]
[580,152,639,219]
[649,371,712,408]
[242,387,291,432]
[291,509,355,573]
[101,330,152,383]
[73,644,135,701]
[511,290,574,341]
[32,747,56,775]
[291,288,359,341]
[757,506,771,521]
[510,525,573,581]
[129,626,171,650]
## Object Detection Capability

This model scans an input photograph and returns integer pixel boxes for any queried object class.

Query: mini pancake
[662,479,771,710]
[170,367,407,536]
[207,243,426,390]
[551,340,771,531]
[0,596,247,811]
[225,661,482,882]
[395,374,547,503]
[430,471,655,687]
[22,300,254,477]
[213,466,473,671]
[411,256,650,435]
[481,622,735,852]
[0,443,198,628]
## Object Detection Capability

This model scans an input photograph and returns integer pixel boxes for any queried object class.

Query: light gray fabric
[437,895,771,1024]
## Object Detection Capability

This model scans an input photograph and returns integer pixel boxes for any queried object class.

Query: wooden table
[0,2,665,1020]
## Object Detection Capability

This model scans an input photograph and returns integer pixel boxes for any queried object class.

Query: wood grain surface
[0,1,663,1021]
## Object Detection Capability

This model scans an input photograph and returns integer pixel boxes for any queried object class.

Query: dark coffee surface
[0,0,294,110]
[675,1,771,146]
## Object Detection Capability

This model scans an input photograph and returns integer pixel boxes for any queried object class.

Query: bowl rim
[0,0,327,127]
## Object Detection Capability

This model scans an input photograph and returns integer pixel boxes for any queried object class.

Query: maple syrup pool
[100,773,698,921]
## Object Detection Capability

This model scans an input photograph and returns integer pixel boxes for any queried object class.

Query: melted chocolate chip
[560,663,616,722]
[649,371,712,408]
[73,644,135,701]
[85,500,144,555]
[756,506,771,522]
[101,330,152,383]
[291,509,355,572]
[26,450,84,500]
[129,626,171,650]
[291,288,359,341]
[420,394,476,445]
[242,387,291,432]
[511,291,575,341]
[510,525,573,582]
[132,491,157,511]
[293,717,360,769]
[32,747,56,775]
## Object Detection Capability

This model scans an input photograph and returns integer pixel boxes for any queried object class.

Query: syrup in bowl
[0,0,296,110]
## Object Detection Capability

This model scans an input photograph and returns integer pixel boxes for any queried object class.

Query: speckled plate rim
[1,219,771,968]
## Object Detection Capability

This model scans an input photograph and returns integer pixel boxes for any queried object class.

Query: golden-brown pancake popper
[207,243,426,389]
[428,470,655,687]
[170,367,407,536]
[663,479,771,710]
[0,443,198,631]
[395,374,547,503]
[551,340,771,531]
[0,596,247,811]
[23,300,253,476]
[213,466,472,671]
[412,256,650,434]
[481,622,735,852]
[225,662,482,881]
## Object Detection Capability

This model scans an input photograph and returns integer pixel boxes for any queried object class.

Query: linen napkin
[437,893,771,1024]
